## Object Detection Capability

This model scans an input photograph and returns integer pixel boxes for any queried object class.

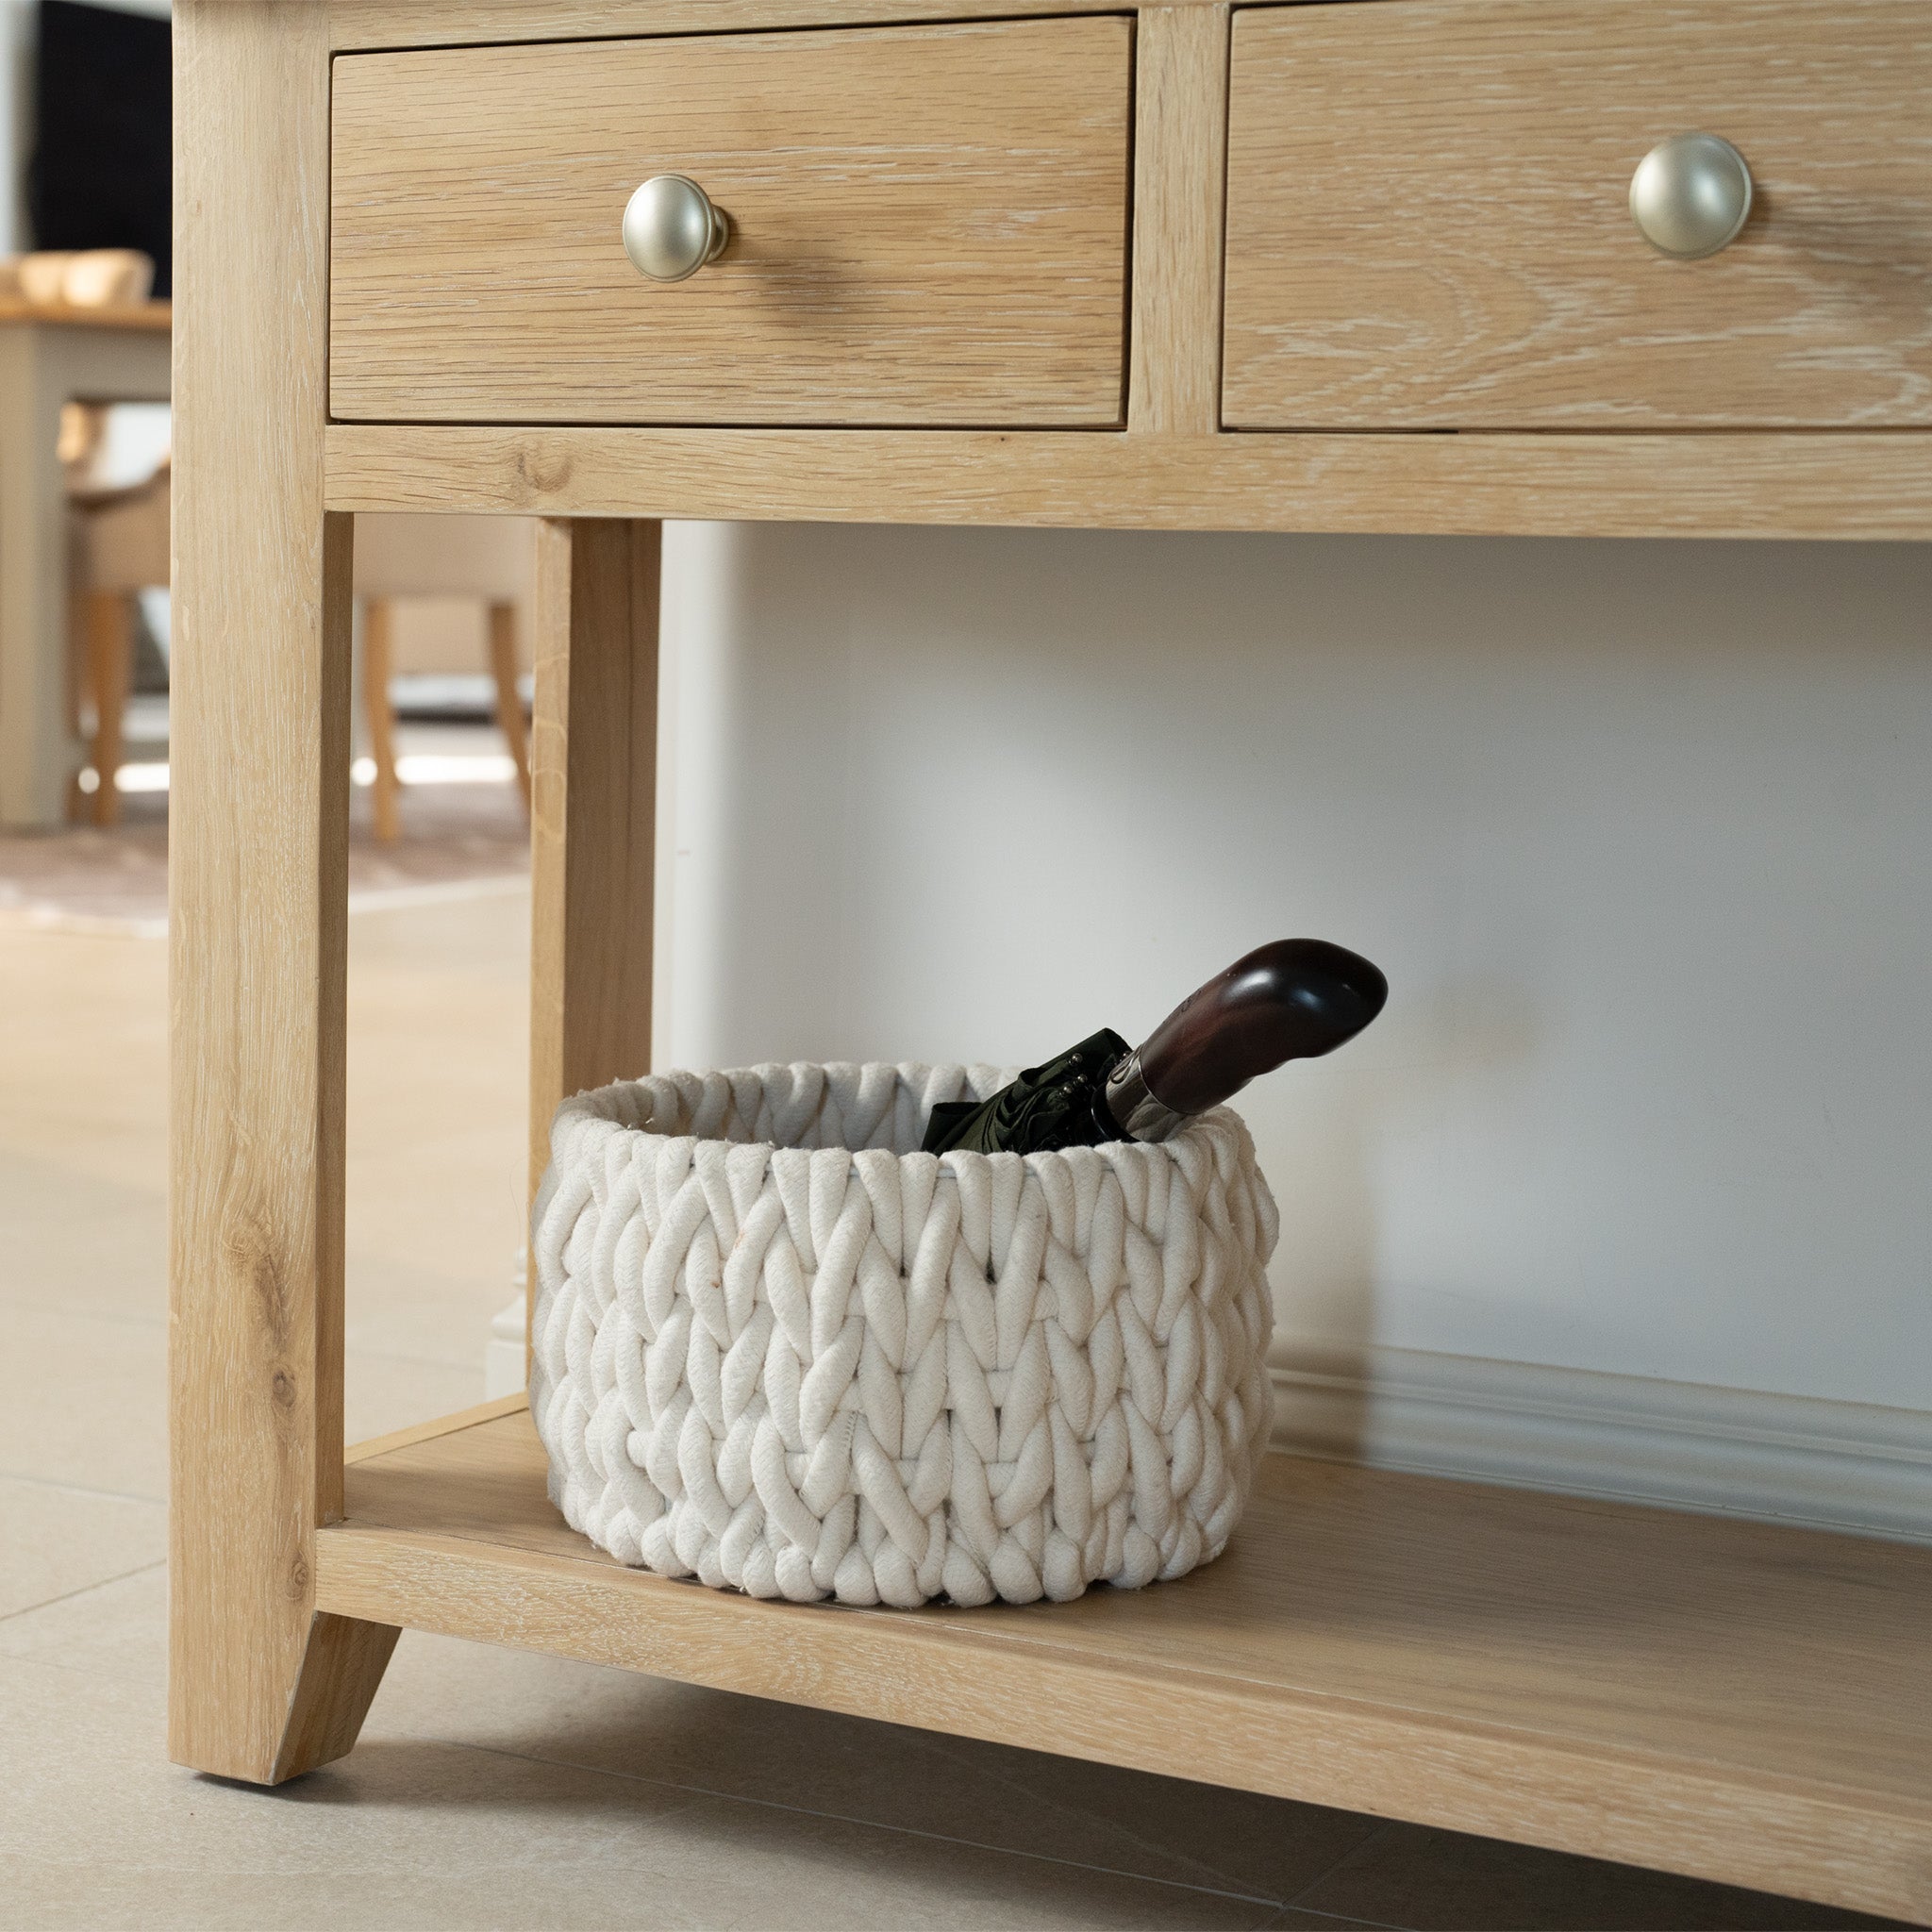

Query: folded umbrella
[922,939,1388,1157]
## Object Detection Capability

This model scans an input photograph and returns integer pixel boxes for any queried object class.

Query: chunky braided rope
[530,1062,1278,1608]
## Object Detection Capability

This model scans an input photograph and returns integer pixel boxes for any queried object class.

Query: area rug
[0,779,529,938]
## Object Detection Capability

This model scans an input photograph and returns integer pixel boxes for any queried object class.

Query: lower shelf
[320,1397,1932,1923]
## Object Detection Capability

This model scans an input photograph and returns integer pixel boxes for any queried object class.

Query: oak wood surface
[323,1403,1932,1921]
[1127,6,1230,437]
[526,521,660,1349]
[329,19,1132,427]
[170,0,395,1784]
[325,423,1932,541]
[269,1613,403,1785]
[1224,0,1932,429]
[328,0,1212,49]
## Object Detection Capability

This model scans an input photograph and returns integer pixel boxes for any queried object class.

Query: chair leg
[487,600,532,815]
[361,597,402,843]
[83,592,133,828]
[66,594,88,824]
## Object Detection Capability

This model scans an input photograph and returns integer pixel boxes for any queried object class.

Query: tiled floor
[0,722,528,936]
[0,845,1906,1931]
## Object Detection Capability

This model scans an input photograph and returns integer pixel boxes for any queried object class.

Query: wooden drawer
[329,18,1132,427]
[1223,0,1932,429]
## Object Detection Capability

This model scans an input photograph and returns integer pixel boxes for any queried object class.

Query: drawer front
[1224,0,1932,429]
[330,19,1132,427]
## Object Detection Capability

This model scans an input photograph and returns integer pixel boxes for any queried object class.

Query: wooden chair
[67,459,170,826]
[353,514,536,842]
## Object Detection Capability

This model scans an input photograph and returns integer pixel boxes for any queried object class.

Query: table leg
[361,597,403,842]
[488,598,533,812]
[526,519,661,1357]
[169,1,396,1784]
[80,591,132,826]
[0,326,79,828]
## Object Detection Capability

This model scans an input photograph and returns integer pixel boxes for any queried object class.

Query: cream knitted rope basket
[529,1061,1279,1608]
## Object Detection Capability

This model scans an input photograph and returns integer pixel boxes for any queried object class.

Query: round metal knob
[1628,134,1753,258]
[622,175,731,283]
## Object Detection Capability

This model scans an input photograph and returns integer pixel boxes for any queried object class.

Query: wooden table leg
[361,597,404,843]
[487,598,533,813]
[0,325,78,829]
[526,519,660,1356]
[169,1,397,1785]
[80,591,132,826]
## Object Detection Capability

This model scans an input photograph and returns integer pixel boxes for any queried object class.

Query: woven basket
[529,1062,1278,1608]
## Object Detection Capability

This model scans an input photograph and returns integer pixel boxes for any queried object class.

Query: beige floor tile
[342,1348,498,1448]
[0,1302,487,1498]
[341,891,530,1373]
[0,1305,167,1499]
[1,1568,1353,1915]
[0,1562,165,1682]
[1290,1821,1906,1932]
[0,1151,165,1326]
[0,1478,163,1621]
[372,1629,1376,1907]
[0,1646,1277,1932]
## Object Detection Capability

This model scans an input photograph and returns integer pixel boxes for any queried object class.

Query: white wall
[657,524,1932,1414]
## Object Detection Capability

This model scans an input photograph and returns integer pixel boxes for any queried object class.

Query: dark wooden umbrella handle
[1130,939,1388,1118]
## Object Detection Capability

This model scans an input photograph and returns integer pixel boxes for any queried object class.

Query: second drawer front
[330,18,1132,427]
[1223,0,1932,429]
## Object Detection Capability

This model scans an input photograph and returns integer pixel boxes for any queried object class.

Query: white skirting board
[486,1298,1931,1542]
[485,1291,528,1402]
[1270,1338,1932,1544]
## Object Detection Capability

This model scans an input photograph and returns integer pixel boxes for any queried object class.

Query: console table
[169,4,1932,1920]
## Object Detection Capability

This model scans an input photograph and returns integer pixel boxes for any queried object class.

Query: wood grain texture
[320,1405,1932,1922]
[269,1613,402,1785]
[1224,0,1932,428]
[1128,6,1230,436]
[527,521,659,1348]
[329,20,1132,427]
[0,298,171,331]
[169,0,392,1785]
[326,0,1214,50]
[325,423,1932,540]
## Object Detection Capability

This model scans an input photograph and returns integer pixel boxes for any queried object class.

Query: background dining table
[0,297,171,830]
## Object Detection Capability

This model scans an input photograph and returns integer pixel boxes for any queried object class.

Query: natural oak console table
[171,3,1932,1920]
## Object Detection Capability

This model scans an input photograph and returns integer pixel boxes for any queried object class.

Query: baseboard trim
[485,1291,527,1403]
[1269,1339,1932,1544]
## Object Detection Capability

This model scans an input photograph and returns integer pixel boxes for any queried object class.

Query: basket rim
[556,1060,1241,1170]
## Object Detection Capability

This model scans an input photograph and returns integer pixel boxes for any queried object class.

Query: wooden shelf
[320,1399,1932,1923]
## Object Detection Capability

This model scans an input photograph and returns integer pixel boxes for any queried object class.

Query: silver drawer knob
[1629,134,1753,258]
[622,174,731,283]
